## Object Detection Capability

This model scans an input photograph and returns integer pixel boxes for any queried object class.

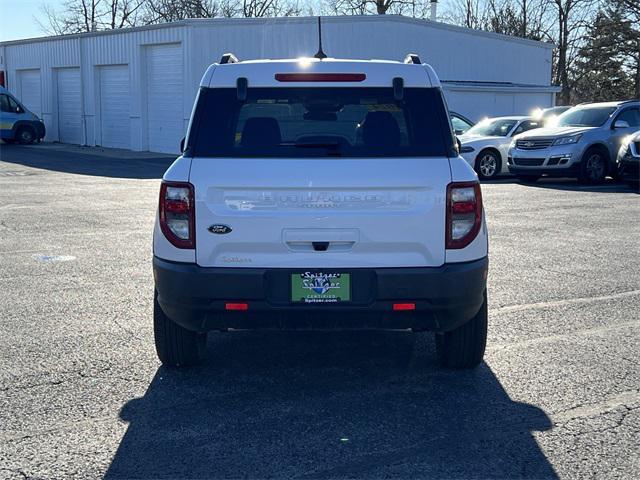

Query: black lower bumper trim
[619,160,639,182]
[153,256,488,333]
[508,163,580,177]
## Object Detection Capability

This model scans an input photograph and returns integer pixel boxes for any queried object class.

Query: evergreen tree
[610,0,640,98]
[571,8,634,103]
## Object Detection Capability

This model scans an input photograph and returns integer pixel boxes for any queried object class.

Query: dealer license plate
[291,272,351,303]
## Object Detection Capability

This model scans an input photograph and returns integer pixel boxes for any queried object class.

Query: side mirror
[180,137,185,153]
[454,129,464,135]
[613,120,630,129]
[456,136,462,153]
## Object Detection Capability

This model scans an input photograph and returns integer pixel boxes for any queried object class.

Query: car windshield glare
[188,87,452,158]
[465,119,517,137]
[556,107,616,128]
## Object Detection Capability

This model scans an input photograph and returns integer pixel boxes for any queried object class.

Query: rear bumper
[153,256,488,332]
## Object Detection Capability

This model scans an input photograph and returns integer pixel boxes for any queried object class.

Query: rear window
[188,87,452,158]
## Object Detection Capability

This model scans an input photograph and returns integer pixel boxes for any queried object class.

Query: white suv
[152,53,489,369]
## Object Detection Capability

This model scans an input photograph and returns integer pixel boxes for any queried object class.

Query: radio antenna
[314,17,327,60]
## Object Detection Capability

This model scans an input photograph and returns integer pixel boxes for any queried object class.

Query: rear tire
[154,290,207,367]
[436,292,487,369]
[16,126,36,145]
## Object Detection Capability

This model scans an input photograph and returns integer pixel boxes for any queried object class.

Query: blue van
[0,86,46,144]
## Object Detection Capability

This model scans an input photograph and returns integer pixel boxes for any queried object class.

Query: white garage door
[18,69,42,118]
[57,68,82,144]
[146,44,183,153]
[100,65,130,149]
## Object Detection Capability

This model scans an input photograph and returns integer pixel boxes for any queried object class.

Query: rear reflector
[393,303,416,311]
[275,73,366,82]
[225,303,248,311]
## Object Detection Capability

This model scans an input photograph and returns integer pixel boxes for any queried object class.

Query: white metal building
[0,15,559,154]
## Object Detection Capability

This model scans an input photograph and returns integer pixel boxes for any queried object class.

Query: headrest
[241,117,282,148]
[361,111,401,149]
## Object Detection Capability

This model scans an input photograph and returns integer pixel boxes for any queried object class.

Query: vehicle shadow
[0,143,174,179]
[484,176,636,193]
[106,331,557,479]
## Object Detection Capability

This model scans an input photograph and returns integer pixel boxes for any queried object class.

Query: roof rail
[220,53,239,64]
[621,98,640,104]
[404,54,422,65]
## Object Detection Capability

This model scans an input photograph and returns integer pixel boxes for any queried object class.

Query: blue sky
[0,0,56,41]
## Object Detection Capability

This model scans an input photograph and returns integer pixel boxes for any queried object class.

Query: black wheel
[154,290,207,367]
[435,292,487,369]
[475,150,502,180]
[16,126,36,145]
[516,175,540,183]
[579,148,607,184]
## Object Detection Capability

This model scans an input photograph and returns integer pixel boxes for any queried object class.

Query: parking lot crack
[490,289,640,315]
[1,367,146,393]
[537,264,587,279]
[0,467,30,479]
[552,390,640,423]
[111,315,142,340]
[555,405,640,438]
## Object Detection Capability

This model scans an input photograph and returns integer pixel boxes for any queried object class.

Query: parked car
[450,111,474,135]
[458,116,542,179]
[152,53,489,369]
[508,100,640,183]
[534,106,572,127]
[0,86,46,144]
[617,131,640,186]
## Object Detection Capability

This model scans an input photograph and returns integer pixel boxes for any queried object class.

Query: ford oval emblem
[208,224,232,234]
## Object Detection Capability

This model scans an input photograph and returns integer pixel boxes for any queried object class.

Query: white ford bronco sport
[152,50,489,369]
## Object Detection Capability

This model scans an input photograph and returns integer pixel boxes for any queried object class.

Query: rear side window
[189,87,452,158]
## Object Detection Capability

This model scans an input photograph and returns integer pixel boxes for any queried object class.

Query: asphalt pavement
[0,143,638,479]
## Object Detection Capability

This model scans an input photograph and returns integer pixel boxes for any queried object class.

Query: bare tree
[328,0,423,16]
[242,0,301,17]
[39,0,146,34]
[144,0,238,22]
[438,0,488,29]
[484,0,553,40]
[548,0,598,104]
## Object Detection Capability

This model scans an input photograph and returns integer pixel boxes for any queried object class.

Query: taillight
[159,181,195,249]
[446,182,483,249]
